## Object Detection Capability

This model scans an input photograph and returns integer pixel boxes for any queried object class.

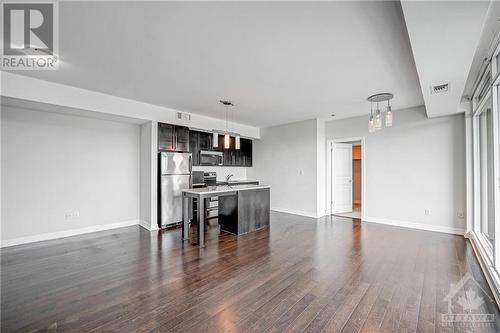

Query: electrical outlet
[424,209,431,216]
[65,211,80,220]
[457,212,464,219]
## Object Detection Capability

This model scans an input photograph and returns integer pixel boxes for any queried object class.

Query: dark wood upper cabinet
[241,138,252,167]
[221,137,251,167]
[158,123,190,152]
[189,131,200,166]
[160,125,252,167]
[188,130,214,166]
[234,143,243,166]
[223,136,236,166]
[215,134,225,152]
[158,123,175,151]
[198,132,212,150]
[175,126,190,152]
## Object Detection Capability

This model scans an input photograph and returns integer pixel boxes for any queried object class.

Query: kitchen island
[182,184,270,247]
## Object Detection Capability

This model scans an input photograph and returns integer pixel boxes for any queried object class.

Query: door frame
[326,137,366,219]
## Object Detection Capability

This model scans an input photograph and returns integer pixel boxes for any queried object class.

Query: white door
[332,143,353,214]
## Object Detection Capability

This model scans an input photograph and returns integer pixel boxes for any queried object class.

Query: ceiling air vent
[177,112,191,121]
[430,83,449,95]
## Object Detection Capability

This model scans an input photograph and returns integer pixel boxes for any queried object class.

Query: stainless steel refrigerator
[159,152,192,228]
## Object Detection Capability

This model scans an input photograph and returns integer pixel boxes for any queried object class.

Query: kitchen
[157,106,270,247]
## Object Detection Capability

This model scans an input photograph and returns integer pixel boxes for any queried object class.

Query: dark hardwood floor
[1,212,499,332]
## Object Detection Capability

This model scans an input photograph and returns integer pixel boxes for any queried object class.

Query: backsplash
[192,166,251,181]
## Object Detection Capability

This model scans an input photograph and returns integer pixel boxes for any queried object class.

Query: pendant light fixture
[212,100,241,149]
[233,104,240,150]
[385,100,393,127]
[224,102,230,149]
[212,131,219,148]
[235,135,240,150]
[368,103,375,133]
[367,93,394,133]
[374,102,382,131]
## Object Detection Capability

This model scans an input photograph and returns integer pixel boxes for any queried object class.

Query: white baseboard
[271,207,319,218]
[363,216,465,236]
[0,219,140,248]
[139,219,159,231]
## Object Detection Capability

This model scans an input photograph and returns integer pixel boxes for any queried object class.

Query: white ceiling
[401,0,491,118]
[464,1,500,98]
[12,1,424,128]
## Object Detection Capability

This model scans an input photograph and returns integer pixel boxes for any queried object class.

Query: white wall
[1,106,141,244]
[248,119,320,217]
[1,72,260,138]
[139,121,158,231]
[326,106,466,234]
[316,119,326,216]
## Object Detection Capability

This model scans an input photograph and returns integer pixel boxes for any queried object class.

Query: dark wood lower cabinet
[219,188,270,235]
[218,194,238,234]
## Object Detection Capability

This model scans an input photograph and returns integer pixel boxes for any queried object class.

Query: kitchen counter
[182,185,270,247]
[183,184,269,196]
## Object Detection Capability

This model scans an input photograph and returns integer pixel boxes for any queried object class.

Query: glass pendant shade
[374,110,382,130]
[235,135,240,150]
[212,132,218,148]
[368,116,375,133]
[385,106,393,127]
[224,133,230,149]
[367,93,394,133]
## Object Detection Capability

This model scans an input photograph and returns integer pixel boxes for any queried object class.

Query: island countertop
[182,184,270,247]
[182,184,270,196]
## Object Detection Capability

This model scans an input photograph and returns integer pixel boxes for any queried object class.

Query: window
[467,28,500,306]
[470,40,500,273]
[477,105,495,246]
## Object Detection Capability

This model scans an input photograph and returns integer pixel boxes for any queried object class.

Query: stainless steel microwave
[200,150,223,166]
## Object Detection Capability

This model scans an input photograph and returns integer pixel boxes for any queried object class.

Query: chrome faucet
[226,174,234,182]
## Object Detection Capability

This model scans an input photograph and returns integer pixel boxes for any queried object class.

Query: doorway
[326,138,365,220]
